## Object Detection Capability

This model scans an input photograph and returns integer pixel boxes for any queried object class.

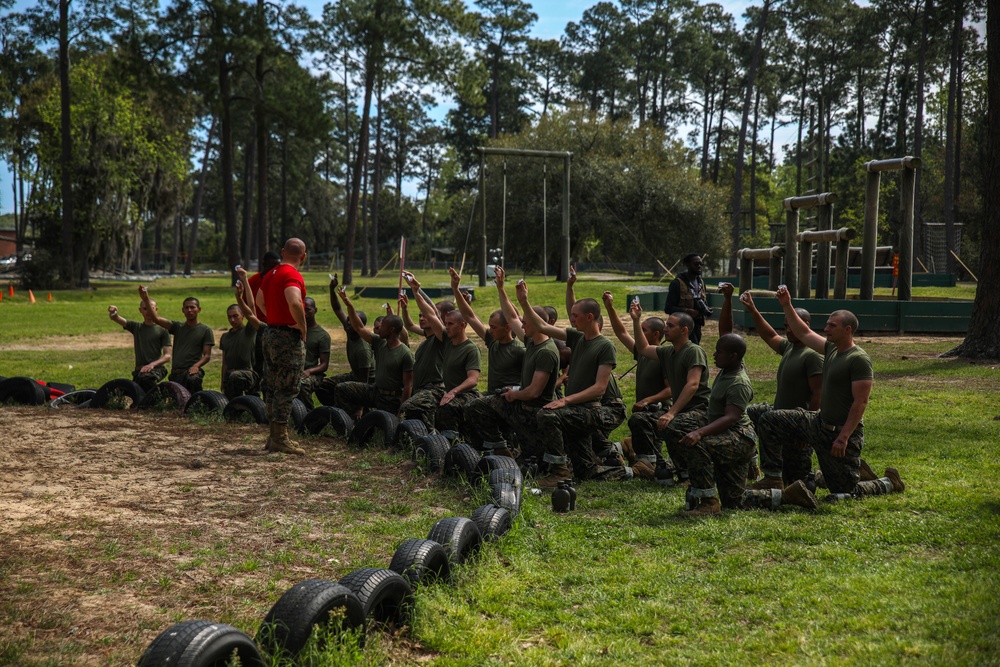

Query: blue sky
[0,0,756,215]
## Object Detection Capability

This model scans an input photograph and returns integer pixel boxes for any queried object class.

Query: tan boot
[264,421,279,451]
[631,460,656,480]
[620,437,636,464]
[685,496,722,516]
[268,421,306,456]
[780,480,819,509]
[537,464,573,490]
[885,467,905,493]
[859,458,878,481]
[752,475,784,490]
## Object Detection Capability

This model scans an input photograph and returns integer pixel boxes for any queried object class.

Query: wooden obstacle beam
[737,246,785,293]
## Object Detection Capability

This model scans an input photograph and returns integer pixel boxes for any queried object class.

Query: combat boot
[780,480,819,510]
[537,464,573,490]
[619,437,636,464]
[885,467,905,493]
[752,475,784,490]
[265,421,279,451]
[685,496,721,516]
[631,460,656,480]
[268,421,306,456]
[859,458,878,481]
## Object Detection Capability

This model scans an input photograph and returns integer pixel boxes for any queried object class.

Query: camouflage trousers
[756,408,874,495]
[536,403,607,479]
[400,384,446,431]
[315,372,359,407]
[297,373,325,408]
[661,407,710,481]
[687,424,757,508]
[435,390,482,436]
[463,394,543,456]
[169,368,205,394]
[335,381,402,415]
[262,326,305,424]
[592,399,627,453]
[628,405,668,462]
[133,366,167,392]
[223,369,260,399]
[747,403,815,485]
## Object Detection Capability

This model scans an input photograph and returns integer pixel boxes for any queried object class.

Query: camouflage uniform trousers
[756,408,891,498]
[169,369,205,394]
[400,384,446,432]
[687,424,757,508]
[262,326,305,424]
[297,373,325,408]
[747,403,814,485]
[133,366,167,392]
[463,393,543,456]
[627,405,668,463]
[315,371,368,407]
[536,403,606,479]
[661,407,710,481]
[335,381,402,415]
[223,369,260,399]
[592,399,627,455]
[435,390,482,437]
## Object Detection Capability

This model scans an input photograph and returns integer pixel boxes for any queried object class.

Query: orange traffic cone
[28,290,36,303]
[48,292,53,301]
[0,289,3,301]
[7,285,12,297]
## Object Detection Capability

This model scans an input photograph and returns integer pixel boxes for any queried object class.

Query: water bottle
[566,481,577,510]
[552,482,571,513]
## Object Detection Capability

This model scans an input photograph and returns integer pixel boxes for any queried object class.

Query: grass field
[1,271,998,666]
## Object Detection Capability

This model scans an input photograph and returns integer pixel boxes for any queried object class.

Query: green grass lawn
[1,272,996,665]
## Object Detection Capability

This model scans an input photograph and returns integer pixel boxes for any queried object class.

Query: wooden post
[739,252,754,293]
[815,203,832,299]
[834,237,850,299]
[479,150,487,287]
[860,170,881,300]
[784,207,798,298]
[899,166,916,301]
[769,253,783,291]
[798,240,813,298]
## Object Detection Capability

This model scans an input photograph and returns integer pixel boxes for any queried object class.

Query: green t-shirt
[413,334,446,388]
[371,334,414,393]
[219,325,257,372]
[774,338,824,410]
[707,364,754,428]
[564,328,617,399]
[820,341,873,426]
[443,338,481,392]
[521,337,561,405]
[346,334,375,382]
[633,343,669,403]
[124,320,170,370]
[484,332,526,393]
[656,341,710,413]
[168,321,215,373]
[305,325,332,376]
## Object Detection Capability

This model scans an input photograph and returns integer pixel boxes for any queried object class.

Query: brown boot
[264,421,279,451]
[685,496,721,516]
[780,480,819,509]
[885,467,905,493]
[859,458,878,481]
[752,475,784,490]
[620,437,636,464]
[814,470,827,488]
[267,421,306,456]
[537,464,573,490]
[631,460,656,480]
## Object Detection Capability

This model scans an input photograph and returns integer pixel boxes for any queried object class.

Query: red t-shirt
[259,263,306,327]
[247,272,266,322]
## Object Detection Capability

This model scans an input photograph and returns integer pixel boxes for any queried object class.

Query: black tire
[394,419,429,452]
[137,620,264,667]
[412,433,449,473]
[470,504,513,542]
[223,394,269,425]
[426,517,482,567]
[136,381,191,412]
[48,389,97,409]
[490,482,520,515]
[388,539,451,587]
[257,579,365,659]
[290,398,309,431]
[0,376,47,406]
[348,409,399,448]
[488,466,524,490]
[184,390,229,417]
[338,568,412,625]
[474,454,520,485]
[91,378,145,410]
[299,406,354,437]
[443,443,481,480]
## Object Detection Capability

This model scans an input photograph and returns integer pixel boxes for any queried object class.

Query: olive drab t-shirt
[564,328,617,399]
[633,343,670,403]
[124,320,170,370]
[370,334,414,394]
[346,334,375,382]
[413,334,446,388]
[168,321,215,373]
[773,338,824,410]
[442,338,481,392]
[521,338,561,406]
[820,341,873,426]
[304,325,332,376]
[707,364,754,428]
[656,341,710,413]
[483,332,526,393]
[219,325,257,372]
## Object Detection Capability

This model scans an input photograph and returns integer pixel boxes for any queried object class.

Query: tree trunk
[874,34,898,154]
[711,79,729,185]
[219,53,240,283]
[361,148,370,276]
[943,0,962,273]
[170,211,183,274]
[944,0,999,359]
[255,0,269,261]
[700,84,713,182]
[242,128,256,263]
[59,0,76,288]
[185,117,216,276]
[372,75,383,271]
[280,136,288,241]
[750,85,761,236]
[912,0,933,266]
